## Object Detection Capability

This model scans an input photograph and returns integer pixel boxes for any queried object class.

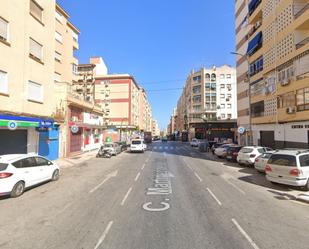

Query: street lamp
[230,51,252,146]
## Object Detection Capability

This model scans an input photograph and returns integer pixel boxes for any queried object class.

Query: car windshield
[132,141,142,145]
[268,154,297,167]
[104,144,113,148]
[0,163,8,171]
[240,147,254,153]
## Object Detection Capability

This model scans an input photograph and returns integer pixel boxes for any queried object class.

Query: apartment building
[235,0,251,145]
[138,88,152,132]
[173,66,238,141]
[0,0,57,156]
[245,0,309,148]
[152,119,160,137]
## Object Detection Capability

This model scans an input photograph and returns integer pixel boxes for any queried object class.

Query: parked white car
[0,154,59,198]
[237,146,273,166]
[190,138,200,147]
[214,144,234,158]
[130,139,146,153]
[254,152,274,172]
[265,150,309,190]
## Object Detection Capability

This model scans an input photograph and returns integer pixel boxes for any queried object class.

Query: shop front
[0,114,57,159]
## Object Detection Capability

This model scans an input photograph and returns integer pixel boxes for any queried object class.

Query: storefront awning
[247,32,262,55]
[0,114,54,129]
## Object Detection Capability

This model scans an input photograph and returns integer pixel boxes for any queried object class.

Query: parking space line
[207,188,222,206]
[134,172,141,181]
[194,172,203,182]
[121,187,132,206]
[141,163,146,170]
[223,178,246,195]
[94,221,114,249]
[231,218,260,249]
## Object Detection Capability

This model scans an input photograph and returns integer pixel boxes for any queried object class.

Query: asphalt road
[0,141,309,249]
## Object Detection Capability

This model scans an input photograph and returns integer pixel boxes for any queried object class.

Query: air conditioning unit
[286,106,296,114]
[255,20,262,29]
[226,98,230,101]
[280,78,290,86]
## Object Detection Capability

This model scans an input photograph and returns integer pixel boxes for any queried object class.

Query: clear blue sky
[57,0,236,130]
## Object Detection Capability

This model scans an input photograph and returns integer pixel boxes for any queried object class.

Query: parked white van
[130,139,146,153]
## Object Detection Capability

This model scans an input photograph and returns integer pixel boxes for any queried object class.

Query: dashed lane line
[231,218,260,249]
[94,221,114,249]
[134,172,141,181]
[207,188,222,206]
[121,187,133,206]
[194,172,203,182]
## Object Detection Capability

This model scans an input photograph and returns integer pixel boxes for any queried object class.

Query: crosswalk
[152,146,191,151]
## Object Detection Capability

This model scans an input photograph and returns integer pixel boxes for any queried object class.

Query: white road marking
[134,172,141,181]
[165,146,168,150]
[170,147,174,150]
[194,172,203,182]
[154,146,157,149]
[231,218,260,249]
[94,221,114,249]
[141,163,146,170]
[89,170,118,194]
[159,146,162,149]
[207,188,222,206]
[142,202,170,212]
[121,187,132,206]
[223,178,246,195]
[163,152,167,157]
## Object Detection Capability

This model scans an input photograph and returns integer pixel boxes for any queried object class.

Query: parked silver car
[103,143,121,156]
[254,152,274,172]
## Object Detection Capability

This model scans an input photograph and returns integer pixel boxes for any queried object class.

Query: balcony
[296,36,309,49]
[294,3,309,19]
[248,0,262,16]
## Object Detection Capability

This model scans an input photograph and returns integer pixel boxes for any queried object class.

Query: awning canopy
[249,0,261,15]
[247,32,262,55]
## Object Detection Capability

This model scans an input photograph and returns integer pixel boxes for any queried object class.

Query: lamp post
[230,51,252,146]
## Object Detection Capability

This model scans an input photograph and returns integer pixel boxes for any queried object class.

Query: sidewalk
[53,150,98,169]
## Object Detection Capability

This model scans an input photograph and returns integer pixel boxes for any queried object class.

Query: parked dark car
[226,146,242,162]
[115,141,128,152]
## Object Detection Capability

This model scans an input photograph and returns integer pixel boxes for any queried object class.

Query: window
[55,51,61,62]
[226,74,231,79]
[55,10,63,23]
[249,56,263,76]
[30,0,43,23]
[220,74,225,79]
[55,31,63,43]
[220,94,225,99]
[72,31,78,43]
[35,157,49,166]
[299,155,309,167]
[221,104,225,109]
[279,92,295,108]
[29,38,43,61]
[296,88,309,111]
[227,104,232,109]
[14,157,37,168]
[251,100,264,117]
[0,17,9,42]
[220,84,225,89]
[211,83,216,90]
[72,64,78,75]
[227,84,231,90]
[268,154,297,167]
[205,83,210,89]
[227,94,232,98]
[54,72,61,82]
[221,114,226,119]
[0,70,8,94]
[211,103,216,110]
[227,114,232,119]
[28,80,43,102]
[193,105,201,112]
[205,73,210,81]
[193,85,201,94]
[211,73,216,81]
[192,95,201,103]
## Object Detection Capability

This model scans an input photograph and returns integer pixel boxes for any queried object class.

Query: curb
[296,194,309,204]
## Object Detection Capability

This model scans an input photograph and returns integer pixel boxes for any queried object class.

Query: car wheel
[52,169,60,181]
[11,181,25,198]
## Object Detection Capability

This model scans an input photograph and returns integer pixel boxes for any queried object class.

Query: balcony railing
[296,36,309,49]
[294,3,309,19]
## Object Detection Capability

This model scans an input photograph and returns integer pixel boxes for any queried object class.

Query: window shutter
[30,0,43,22]
[29,38,42,60]
[0,70,8,93]
[28,81,43,102]
[0,17,8,40]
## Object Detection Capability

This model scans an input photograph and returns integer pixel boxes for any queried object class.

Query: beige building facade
[0,0,57,155]
[243,0,309,148]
